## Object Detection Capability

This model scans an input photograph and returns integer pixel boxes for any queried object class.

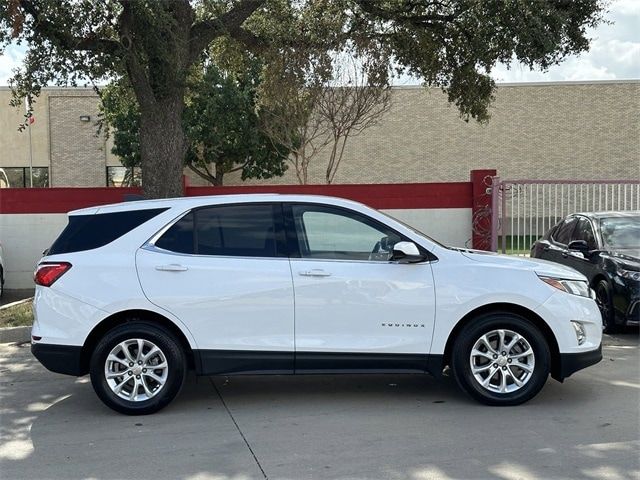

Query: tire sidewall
[596,280,617,333]
[90,322,186,415]
[452,313,550,406]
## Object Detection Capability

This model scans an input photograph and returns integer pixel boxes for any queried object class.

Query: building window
[0,167,49,188]
[106,166,142,187]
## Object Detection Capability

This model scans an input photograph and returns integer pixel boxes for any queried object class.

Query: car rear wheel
[595,280,618,334]
[90,321,187,415]
[451,313,550,406]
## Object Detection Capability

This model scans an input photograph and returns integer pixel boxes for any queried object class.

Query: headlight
[539,276,593,298]
[618,268,640,281]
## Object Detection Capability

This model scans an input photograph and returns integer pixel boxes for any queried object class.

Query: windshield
[599,216,640,249]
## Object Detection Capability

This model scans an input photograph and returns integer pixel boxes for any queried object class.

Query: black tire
[90,321,187,415]
[0,267,4,298]
[595,280,618,334]
[451,313,550,406]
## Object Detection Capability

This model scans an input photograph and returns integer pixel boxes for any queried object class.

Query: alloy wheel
[104,338,168,402]
[469,329,535,394]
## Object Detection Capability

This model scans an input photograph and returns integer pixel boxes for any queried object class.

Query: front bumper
[31,342,85,376]
[556,344,602,381]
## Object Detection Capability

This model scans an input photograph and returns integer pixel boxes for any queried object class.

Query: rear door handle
[155,264,188,272]
[299,269,332,277]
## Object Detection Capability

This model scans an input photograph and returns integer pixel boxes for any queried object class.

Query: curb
[0,326,31,344]
[0,297,33,310]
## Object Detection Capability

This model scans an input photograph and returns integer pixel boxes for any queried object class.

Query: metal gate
[490,179,640,254]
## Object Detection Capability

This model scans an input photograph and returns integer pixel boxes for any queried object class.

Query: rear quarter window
[48,208,168,255]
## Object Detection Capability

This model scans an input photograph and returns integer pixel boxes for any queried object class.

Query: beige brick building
[0,80,638,189]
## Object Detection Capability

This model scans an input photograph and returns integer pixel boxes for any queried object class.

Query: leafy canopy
[1,0,606,196]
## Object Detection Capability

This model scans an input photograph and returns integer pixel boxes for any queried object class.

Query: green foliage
[1,0,606,195]
[100,82,140,170]
[100,62,288,185]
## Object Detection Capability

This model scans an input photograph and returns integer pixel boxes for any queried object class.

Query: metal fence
[490,179,640,254]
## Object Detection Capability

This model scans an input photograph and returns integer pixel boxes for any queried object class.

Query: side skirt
[194,350,444,377]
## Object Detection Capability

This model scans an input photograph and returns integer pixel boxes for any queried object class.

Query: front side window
[552,216,578,245]
[291,205,402,261]
[574,217,597,249]
[155,204,281,258]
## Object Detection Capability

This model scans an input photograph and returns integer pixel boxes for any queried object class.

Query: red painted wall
[0,182,473,214]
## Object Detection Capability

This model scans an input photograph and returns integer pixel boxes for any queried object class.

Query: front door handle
[299,269,332,277]
[155,264,188,272]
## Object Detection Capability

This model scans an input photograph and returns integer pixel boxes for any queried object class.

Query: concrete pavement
[0,332,638,480]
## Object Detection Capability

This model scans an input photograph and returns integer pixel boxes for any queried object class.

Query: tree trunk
[139,96,186,198]
[214,162,225,186]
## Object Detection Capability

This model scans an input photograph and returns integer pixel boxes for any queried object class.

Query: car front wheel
[595,280,618,334]
[89,321,187,415]
[451,313,550,406]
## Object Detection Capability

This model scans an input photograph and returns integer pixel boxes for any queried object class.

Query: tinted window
[155,204,280,258]
[552,216,578,245]
[196,205,278,257]
[48,208,168,255]
[291,205,402,261]
[155,213,195,254]
[574,217,597,249]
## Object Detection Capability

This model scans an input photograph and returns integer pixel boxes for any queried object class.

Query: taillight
[34,262,72,287]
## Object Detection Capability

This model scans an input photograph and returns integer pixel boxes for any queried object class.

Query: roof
[573,211,640,219]
[69,193,367,215]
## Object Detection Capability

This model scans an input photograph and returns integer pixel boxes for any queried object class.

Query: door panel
[292,258,435,356]
[135,203,295,374]
[137,250,294,353]
[287,203,435,366]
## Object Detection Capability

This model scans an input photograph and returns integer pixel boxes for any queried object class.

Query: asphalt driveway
[0,331,638,480]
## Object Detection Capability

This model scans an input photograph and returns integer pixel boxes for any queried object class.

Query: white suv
[32,195,602,414]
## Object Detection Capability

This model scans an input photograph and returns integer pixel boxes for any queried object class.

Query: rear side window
[48,208,168,255]
[155,204,281,258]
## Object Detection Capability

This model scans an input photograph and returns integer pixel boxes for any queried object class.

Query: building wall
[49,94,107,186]
[2,81,639,188]
[228,80,640,185]
[0,87,120,187]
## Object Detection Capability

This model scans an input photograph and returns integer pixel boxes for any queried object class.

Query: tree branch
[188,0,266,63]
[187,163,217,185]
[354,0,461,29]
[19,0,121,54]
[118,0,155,108]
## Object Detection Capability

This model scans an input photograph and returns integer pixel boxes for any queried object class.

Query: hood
[455,248,587,281]
[608,249,640,266]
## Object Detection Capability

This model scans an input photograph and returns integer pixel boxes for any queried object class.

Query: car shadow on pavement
[1,331,638,480]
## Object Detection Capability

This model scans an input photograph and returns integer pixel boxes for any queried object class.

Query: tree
[259,52,332,185]
[2,0,606,197]
[317,56,391,184]
[261,53,391,184]
[100,62,288,186]
[184,62,288,185]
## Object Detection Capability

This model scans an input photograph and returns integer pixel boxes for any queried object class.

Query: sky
[1,0,638,86]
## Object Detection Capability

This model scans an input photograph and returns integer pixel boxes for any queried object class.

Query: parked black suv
[531,212,640,333]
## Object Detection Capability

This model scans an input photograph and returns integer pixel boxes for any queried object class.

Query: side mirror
[567,240,589,253]
[392,241,425,263]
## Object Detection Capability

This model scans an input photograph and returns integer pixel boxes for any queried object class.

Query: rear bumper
[556,344,602,381]
[31,342,85,376]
